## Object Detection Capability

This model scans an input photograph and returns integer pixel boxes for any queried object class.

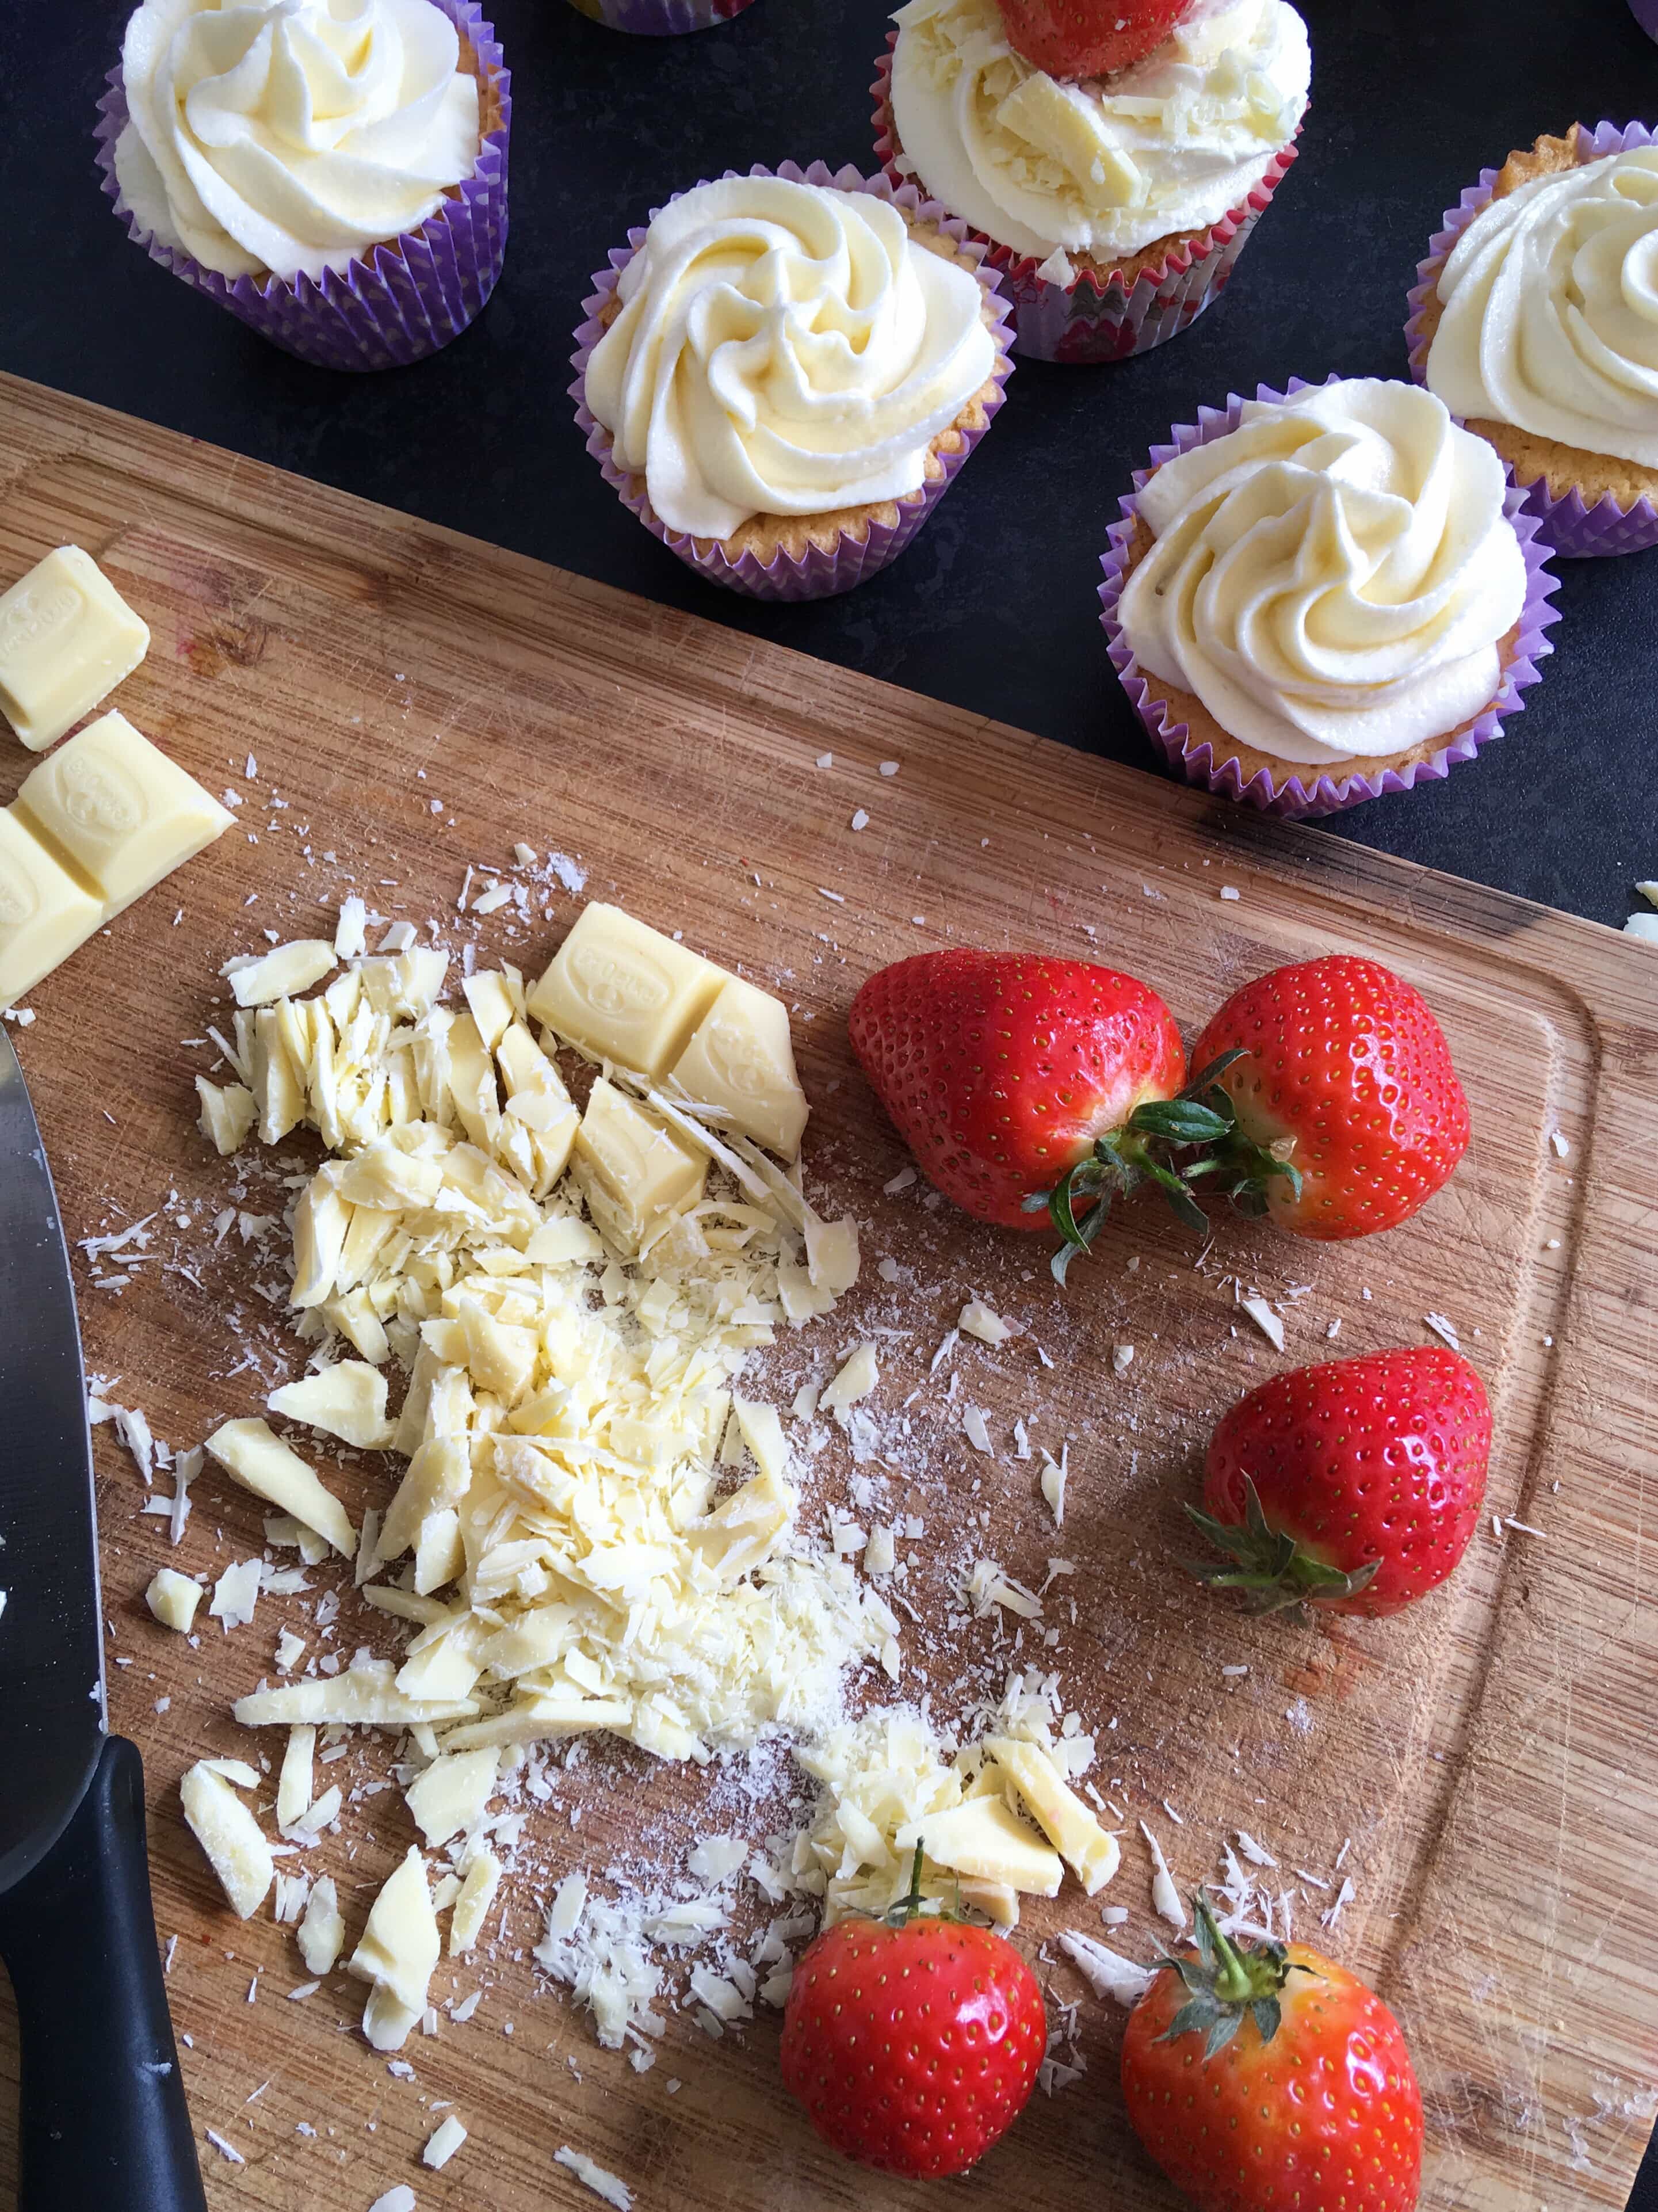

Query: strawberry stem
[1152,1888,1311,2059]
[1038,1048,1297,1284]
[1185,1476,1382,1614]
[885,1841,929,1927]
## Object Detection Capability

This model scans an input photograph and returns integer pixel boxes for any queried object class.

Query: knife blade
[0,1025,207,2210]
[0,1025,105,1897]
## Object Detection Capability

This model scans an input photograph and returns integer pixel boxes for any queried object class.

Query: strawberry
[996,0,1191,79]
[847,950,1192,1269]
[1189,1345,1492,1618]
[1121,1890,1423,2212]
[780,1858,1046,2179]
[1185,956,1470,1241]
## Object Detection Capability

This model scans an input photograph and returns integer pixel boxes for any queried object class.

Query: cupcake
[566,0,758,30]
[97,0,511,373]
[1408,124,1658,558]
[572,162,1013,601]
[875,0,1308,363]
[1098,377,1560,816]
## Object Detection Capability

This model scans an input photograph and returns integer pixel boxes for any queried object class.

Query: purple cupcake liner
[1406,121,1658,559]
[571,160,1014,602]
[872,37,1301,364]
[566,0,758,29]
[95,0,511,374]
[1097,376,1561,819]
[1630,0,1658,41]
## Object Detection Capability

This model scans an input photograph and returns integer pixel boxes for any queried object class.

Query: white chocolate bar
[16,711,232,914]
[0,806,105,1009]
[0,546,150,752]
[528,902,721,1077]
[0,712,232,1008]
[668,972,808,1158]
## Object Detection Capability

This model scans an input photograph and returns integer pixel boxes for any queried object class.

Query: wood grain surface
[0,371,1655,2212]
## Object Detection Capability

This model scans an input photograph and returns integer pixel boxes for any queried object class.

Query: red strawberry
[1186,956,1470,1241]
[996,0,1191,80]
[1190,1345,1492,1618]
[1121,1891,1423,2212]
[780,1875,1046,2179]
[847,950,1189,1264]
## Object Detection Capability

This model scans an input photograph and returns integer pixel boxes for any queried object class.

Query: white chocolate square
[571,1076,706,1249]
[15,711,232,914]
[527,902,721,1076]
[670,973,808,1158]
[0,546,150,752]
[0,806,104,1009]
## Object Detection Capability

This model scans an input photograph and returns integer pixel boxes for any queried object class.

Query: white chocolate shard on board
[180,1760,273,1919]
[204,1417,356,1557]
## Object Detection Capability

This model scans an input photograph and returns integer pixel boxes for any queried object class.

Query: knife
[0,1029,206,2210]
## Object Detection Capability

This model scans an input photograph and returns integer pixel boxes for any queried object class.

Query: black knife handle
[0,1736,207,2211]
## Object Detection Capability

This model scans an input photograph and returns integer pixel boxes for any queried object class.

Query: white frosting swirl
[1426,146,1658,470]
[888,0,1309,263]
[583,176,998,543]
[114,0,480,283]
[1117,380,1528,767]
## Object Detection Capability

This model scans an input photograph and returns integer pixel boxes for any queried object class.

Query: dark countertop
[2,2,1656,933]
[1,3,1656,2202]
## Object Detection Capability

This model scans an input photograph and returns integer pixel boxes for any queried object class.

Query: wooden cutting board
[1,368,1655,2212]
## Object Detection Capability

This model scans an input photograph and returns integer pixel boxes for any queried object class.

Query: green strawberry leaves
[1152,1891,1309,2061]
[1185,1474,1382,1615]
[1032,1048,1302,1285]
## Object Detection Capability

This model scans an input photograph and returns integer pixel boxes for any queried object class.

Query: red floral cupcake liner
[872,36,1299,364]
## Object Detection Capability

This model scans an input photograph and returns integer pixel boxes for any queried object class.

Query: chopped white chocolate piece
[196,1077,257,1156]
[984,1737,1120,1894]
[16,712,231,913]
[570,1077,706,1251]
[1140,1820,1186,1928]
[180,1760,273,1919]
[224,939,337,1008]
[404,1749,500,1848]
[1057,1929,1152,2006]
[528,902,721,1076]
[268,1362,394,1450]
[144,1566,202,1633]
[234,1659,480,1729]
[668,973,808,1158]
[333,894,367,959]
[820,1343,878,1418]
[1239,1295,1285,1352]
[555,2148,633,2212]
[209,1557,261,1630]
[297,1874,345,1975]
[1040,1449,1067,1527]
[348,1847,440,2052]
[423,2114,468,2169]
[204,1417,356,1557]
[895,1795,1063,1895]
[0,805,105,1010]
[0,546,149,752]
[276,1725,316,1832]
[449,1848,501,1955]
[958,1300,1014,1345]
